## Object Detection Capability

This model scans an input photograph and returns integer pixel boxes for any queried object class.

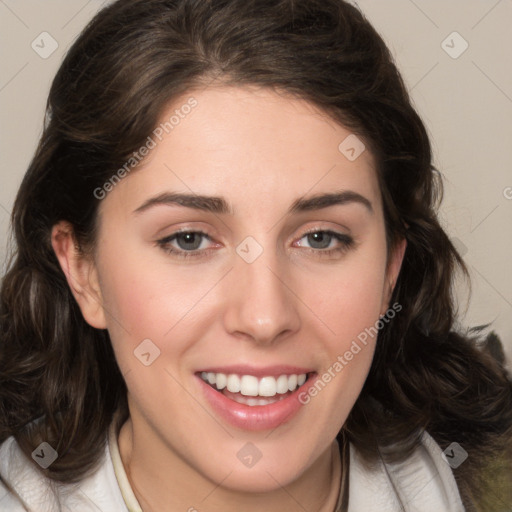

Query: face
[57,85,404,493]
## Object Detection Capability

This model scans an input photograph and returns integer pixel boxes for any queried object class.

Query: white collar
[0,416,465,511]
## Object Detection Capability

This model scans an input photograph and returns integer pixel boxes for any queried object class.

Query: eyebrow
[133,190,373,216]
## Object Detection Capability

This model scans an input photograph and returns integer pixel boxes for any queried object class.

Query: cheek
[298,278,382,445]
[304,247,388,349]
[297,242,388,413]
[94,241,206,368]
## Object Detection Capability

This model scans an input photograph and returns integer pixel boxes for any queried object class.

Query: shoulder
[0,433,128,512]
[348,430,465,512]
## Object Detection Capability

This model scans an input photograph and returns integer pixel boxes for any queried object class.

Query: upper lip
[196,365,314,378]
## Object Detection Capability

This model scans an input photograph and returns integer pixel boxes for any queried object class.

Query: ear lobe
[51,221,107,329]
[381,237,407,314]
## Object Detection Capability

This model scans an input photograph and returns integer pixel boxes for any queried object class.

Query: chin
[195,442,315,494]
[211,464,304,494]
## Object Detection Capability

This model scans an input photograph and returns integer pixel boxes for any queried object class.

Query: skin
[52,85,406,512]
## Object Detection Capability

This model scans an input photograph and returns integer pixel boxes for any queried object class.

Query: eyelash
[156,228,354,260]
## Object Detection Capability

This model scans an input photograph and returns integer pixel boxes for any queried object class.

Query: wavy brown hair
[1,0,511,509]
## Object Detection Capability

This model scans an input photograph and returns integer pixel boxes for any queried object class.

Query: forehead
[100,85,381,218]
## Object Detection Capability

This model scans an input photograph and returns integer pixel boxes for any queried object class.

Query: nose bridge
[223,239,301,344]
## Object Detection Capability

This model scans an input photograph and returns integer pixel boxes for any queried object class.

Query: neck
[117,415,343,512]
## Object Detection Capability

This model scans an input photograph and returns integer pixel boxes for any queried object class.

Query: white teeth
[227,374,241,393]
[200,372,308,397]
[276,375,289,394]
[240,375,259,396]
[216,373,227,390]
[259,376,277,397]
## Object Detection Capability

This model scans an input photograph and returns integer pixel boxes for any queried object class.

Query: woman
[0,0,511,510]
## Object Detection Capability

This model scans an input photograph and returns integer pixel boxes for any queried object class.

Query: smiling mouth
[199,371,313,407]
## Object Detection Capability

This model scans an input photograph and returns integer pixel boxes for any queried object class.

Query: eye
[295,229,354,257]
[156,228,355,260]
[156,230,214,259]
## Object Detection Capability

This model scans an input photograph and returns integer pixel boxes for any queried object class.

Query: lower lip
[197,375,315,431]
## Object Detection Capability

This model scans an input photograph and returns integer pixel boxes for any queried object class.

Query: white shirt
[0,420,465,511]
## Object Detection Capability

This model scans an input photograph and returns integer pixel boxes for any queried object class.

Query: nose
[222,245,301,346]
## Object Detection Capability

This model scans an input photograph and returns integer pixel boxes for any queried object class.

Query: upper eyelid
[159,226,349,239]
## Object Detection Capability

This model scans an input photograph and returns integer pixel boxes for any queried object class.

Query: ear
[51,221,107,329]
[380,236,407,315]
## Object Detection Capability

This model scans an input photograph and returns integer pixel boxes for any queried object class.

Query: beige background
[1,0,511,364]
